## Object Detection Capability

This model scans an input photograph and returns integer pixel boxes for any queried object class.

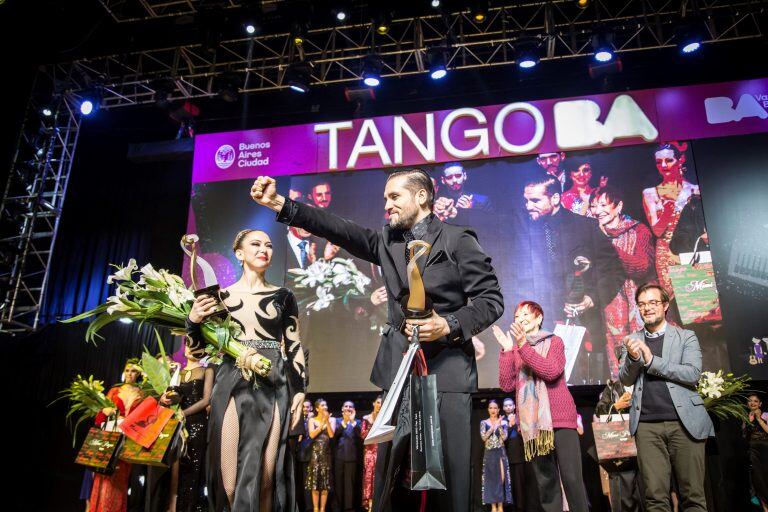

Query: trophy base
[194,285,228,318]
[399,295,433,320]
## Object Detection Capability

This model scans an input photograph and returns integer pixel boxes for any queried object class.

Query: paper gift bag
[75,427,124,475]
[409,349,447,491]
[119,396,174,448]
[554,322,587,382]
[668,235,722,325]
[119,417,181,467]
[592,416,636,462]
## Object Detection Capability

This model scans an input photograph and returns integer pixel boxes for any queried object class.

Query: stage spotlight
[469,1,489,23]
[591,31,614,62]
[431,0,441,7]
[245,23,257,34]
[374,11,391,35]
[41,107,53,117]
[516,39,540,69]
[427,46,448,79]
[362,54,383,87]
[286,61,313,93]
[79,89,101,117]
[576,0,590,9]
[675,19,706,55]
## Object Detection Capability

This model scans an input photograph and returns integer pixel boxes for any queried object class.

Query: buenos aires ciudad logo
[214,144,236,169]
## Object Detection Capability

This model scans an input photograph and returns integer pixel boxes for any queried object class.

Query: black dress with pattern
[177,367,213,512]
[187,287,307,512]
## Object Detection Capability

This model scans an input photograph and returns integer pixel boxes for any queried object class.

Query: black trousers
[530,428,589,512]
[334,460,359,512]
[373,390,471,512]
[607,469,644,512]
[509,462,526,512]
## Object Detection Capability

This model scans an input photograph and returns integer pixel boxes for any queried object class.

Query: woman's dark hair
[232,229,256,253]
[655,141,688,160]
[589,185,624,207]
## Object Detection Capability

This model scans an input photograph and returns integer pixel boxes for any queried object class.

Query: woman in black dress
[170,344,214,512]
[306,398,335,512]
[187,229,308,512]
[746,393,768,512]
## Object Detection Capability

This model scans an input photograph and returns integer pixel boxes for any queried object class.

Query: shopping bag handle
[690,235,705,267]
[603,403,627,423]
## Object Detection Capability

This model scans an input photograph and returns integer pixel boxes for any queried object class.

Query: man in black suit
[516,171,624,384]
[333,401,362,512]
[251,169,504,512]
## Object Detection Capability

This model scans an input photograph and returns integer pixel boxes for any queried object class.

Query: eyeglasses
[637,300,665,309]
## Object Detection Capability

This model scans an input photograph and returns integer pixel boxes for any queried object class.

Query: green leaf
[140,346,171,397]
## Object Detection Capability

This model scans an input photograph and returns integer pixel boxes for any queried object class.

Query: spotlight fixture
[591,31,615,62]
[362,54,383,87]
[516,39,540,69]
[374,10,391,35]
[79,88,102,117]
[431,0,441,7]
[675,19,707,55]
[245,23,257,34]
[469,1,489,23]
[286,61,313,93]
[41,107,53,117]
[427,46,449,80]
[576,0,590,9]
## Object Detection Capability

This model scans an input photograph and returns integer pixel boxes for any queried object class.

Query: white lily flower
[107,258,138,284]
[310,286,334,311]
[140,263,165,283]
[303,261,330,288]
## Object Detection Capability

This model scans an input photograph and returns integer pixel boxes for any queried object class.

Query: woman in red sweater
[495,301,588,512]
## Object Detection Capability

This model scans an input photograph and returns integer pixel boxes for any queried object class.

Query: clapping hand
[509,322,527,346]
[492,325,514,352]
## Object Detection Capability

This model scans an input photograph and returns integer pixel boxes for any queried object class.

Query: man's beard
[389,206,419,229]
[643,314,664,330]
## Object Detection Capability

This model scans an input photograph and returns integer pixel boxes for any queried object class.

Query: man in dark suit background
[515,171,624,384]
[250,169,504,512]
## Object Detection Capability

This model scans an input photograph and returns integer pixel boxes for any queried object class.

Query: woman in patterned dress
[186,229,307,512]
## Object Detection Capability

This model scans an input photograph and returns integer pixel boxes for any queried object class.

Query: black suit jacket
[276,199,504,393]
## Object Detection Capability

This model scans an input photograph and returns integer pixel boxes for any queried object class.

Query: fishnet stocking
[260,402,281,511]
[221,398,240,507]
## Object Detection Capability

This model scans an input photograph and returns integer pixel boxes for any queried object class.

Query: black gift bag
[409,350,447,490]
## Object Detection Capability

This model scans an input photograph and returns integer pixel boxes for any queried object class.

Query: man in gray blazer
[620,283,714,512]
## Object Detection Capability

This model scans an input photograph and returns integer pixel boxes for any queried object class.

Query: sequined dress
[176,367,212,512]
[306,428,332,491]
[481,419,512,505]
[360,418,378,505]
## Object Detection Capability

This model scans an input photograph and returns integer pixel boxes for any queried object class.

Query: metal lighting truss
[0,67,82,333]
[59,0,765,109]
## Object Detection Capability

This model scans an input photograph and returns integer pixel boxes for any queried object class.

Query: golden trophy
[180,234,227,318]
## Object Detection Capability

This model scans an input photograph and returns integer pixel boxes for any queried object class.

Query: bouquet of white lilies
[288,258,371,312]
[697,370,751,422]
[63,259,270,376]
